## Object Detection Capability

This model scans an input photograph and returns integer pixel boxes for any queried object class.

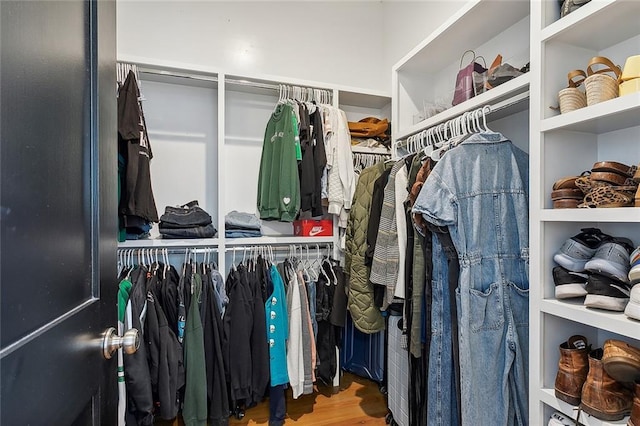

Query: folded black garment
[160,223,217,239]
[159,201,212,228]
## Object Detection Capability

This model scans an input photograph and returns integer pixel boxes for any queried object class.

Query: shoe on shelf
[629,380,640,426]
[548,411,574,426]
[580,348,633,422]
[585,237,635,282]
[554,228,612,272]
[553,266,589,299]
[625,283,640,321]
[584,273,631,312]
[554,335,590,406]
[602,339,640,383]
[630,246,640,284]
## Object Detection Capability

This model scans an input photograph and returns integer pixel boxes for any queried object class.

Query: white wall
[117,1,387,91]
[117,1,466,93]
[382,0,466,72]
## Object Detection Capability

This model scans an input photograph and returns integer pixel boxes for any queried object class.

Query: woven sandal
[585,56,622,106]
[558,70,588,113]
[578,185,635,208]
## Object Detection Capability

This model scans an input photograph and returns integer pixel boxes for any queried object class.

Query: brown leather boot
[629,381,640,426]
[581,348,633,421]
[603,339,640,383]
[554,335,590,405]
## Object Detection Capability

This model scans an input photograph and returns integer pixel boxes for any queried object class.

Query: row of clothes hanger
[228,244,334,283]
[401,105,494,160]
[353,152,391,174]
[278,84,332,105]
[118,247,219,279]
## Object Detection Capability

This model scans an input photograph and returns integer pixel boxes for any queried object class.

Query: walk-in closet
[2,1,639,425]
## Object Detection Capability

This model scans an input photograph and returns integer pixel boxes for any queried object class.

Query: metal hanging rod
[224,243,332,253]
[117,247,219,255]
[397,91,529,148]
[119,62,332,94]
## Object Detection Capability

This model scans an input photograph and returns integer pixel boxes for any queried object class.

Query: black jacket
[223,266,253,403]
[201,267,229,425]
[146,270,185,420]
[124,267,154,425]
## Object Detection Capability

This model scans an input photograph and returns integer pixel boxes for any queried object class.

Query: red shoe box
[293,219,333,237]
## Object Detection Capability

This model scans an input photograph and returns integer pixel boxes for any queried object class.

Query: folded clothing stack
[225,211,262,238]
[159,200,217,239]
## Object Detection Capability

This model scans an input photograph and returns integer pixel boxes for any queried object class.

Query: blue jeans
[427,235,459,426]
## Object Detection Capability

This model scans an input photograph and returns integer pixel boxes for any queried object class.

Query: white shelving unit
[392,0,531,141]
[530,1,640,425]
[117,55,390,274]
[392,0,639,424]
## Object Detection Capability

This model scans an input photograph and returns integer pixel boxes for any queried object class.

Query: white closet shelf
[541,93,640,134]
[539,388,628,426]
[541,0,640,50]
[540,208,640,223]
[395,74,530,141]
[118,238,220,249]
[540,299,640,341]
[224,236,335,246]
[339,90,391,110]
[351,146,391,155]
[393,0,529,74]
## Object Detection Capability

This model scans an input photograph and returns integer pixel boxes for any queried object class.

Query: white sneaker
[625,283,640,321]
[548,411,574,426]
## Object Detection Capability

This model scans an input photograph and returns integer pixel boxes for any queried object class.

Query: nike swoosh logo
[309,228,323,236]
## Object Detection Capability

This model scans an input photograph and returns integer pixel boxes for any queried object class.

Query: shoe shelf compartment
[539,389,628,426]
[539,0,640,122]
[540,125,639,210]
[392,0,530,141]
[538,314,640,426]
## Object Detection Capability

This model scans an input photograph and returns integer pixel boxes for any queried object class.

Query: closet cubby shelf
[118,238,220,249]
[393,0,529,74]
[539,388,628,426]
[540,93,640,134]
[395,73,530,141]
[541,0,639,50]
[224,236,335,246]
[351,146,390,155]
[540,208,640,223]
[540,299,640,341]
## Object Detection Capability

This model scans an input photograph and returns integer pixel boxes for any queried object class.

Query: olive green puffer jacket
[345,161,386,334]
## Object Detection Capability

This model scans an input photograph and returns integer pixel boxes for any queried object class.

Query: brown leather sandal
[592,161,638,178]
[552,188,584,209]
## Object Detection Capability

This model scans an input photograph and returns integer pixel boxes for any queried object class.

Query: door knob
[102,327,139,359]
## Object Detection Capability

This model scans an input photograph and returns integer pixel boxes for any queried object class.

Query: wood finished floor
[230,373,388,425]
[155,372,388,425]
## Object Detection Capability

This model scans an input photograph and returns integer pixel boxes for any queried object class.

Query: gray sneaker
[585,238,634,282]
[554,228,612,272]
